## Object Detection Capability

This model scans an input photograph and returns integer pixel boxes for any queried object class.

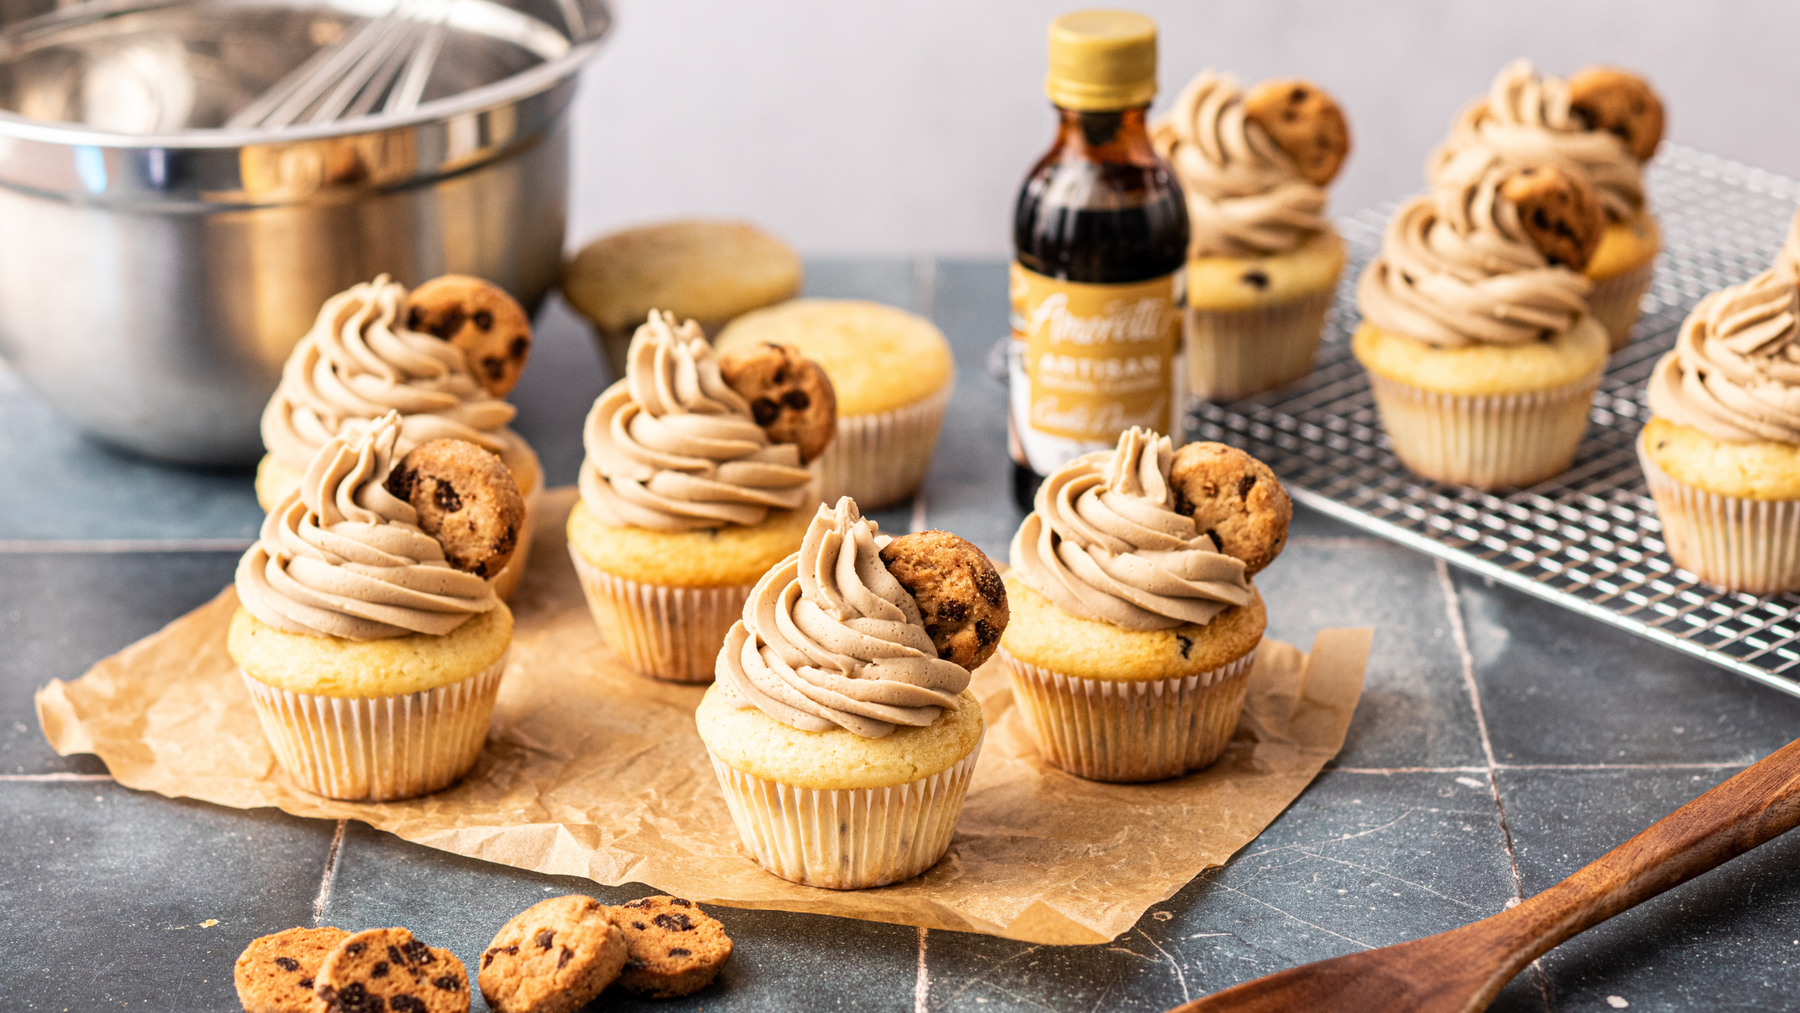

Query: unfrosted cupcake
[697,497,1002,889]
[1641,269,1800,593]
[1430,60,1665,350]
[999,428,1288,783]
[568,311,828,682]
[1151,71,1350,400]
[1356,155,1609,489]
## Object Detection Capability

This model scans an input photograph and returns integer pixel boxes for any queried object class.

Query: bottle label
[1008,262,1184,474]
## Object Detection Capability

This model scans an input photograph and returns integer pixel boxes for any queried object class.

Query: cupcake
[1640,269,1800,593]
[716,299,955,509]
[562,219,804,379]
[1355,154,1609,489]
[697,497,1004,889]
[229,412,522,801]
[1430,60,1665,350]
[257,274,543,600]
[568,311,829,682]
[1152,72,1351,400]
[998,428,1287,782]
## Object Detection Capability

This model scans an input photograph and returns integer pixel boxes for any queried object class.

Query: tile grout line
[0,538,255,554]
[312,820,347,927]
[1329,761,1754,775]
[914,926,930,1013]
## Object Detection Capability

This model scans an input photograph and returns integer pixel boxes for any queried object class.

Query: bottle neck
[1048,104,1158,165]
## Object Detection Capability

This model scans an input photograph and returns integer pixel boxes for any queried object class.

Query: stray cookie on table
[314,926,469,1013]
[235,926,348,1013]
[607,896,733,998]
[479,895,628,1013]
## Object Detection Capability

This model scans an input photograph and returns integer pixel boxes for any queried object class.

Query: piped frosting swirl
[1648,269,1800,444]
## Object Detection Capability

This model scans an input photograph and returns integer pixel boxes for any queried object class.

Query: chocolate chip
[632,921,647,930]
[406,307,426,332]
[670,898,692,907]
[626,956,644,969]
[1290,86,1307,102]
[623,899,649,909]
[1237,474,1257,496]
[371,961,390,978]
[1242,270,1270,290]
[432,976,460,991]
[384,466,416,501]
[473,309,493,331]
[387,946,405,966]
[557,946,573,969]
[389,996,424,1013]
[781,388,810,410]
[327,981,381,1012]
[482,356,505,380]
[428,308,463,340]
[299,978,313,990]
[653,912,694,932]
[751,398,780,426]
[432,480,462,513]
[274,956,300,972]
[345,942,366,956]
[482,950,497,969]
[925,623,940,639]
[402,939,433,964]
[976,568,1006,606]
[669,947,692,957]
[510,336,529,359]
[975,618,997,647]
[1177,634,1194,659]
[535,928,555,949]
[938,599,970,623]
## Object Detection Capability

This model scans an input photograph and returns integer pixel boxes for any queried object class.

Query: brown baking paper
[37,488,1370,945]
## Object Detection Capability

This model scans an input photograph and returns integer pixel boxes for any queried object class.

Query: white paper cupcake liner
[1186,286,1336,402]
[812,382,954,510]
[490,483,540,602]
[241,652,507,801]
[706,735,982,890]
[1637,433,1800,594]
[1589,257,1657,352]
[1365,368,1601,490]
[999,646,1256,783]
[568,549,751,682]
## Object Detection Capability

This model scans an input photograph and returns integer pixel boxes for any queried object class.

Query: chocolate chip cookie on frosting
[568,310,826,682]
[1152,71,1351,400]
[695,496,999,889]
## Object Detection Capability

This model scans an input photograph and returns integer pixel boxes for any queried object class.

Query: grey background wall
[565,1,1800,257]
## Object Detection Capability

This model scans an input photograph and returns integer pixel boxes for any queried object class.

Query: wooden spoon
[1169,735,1800,1013]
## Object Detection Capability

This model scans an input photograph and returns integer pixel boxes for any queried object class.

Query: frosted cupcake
[999,428,1288,782]
[1152,71,1350,400]
[258,274,542,600]
[697,497,1003,889]
[229,412,521,801]
[569,311,828,682]
[1356,155,1609,489]
[1641,269,1800,593]
[1430,60,1665,350]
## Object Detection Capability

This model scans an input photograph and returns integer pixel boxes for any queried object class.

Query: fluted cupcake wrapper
[241,652,507,802]
[812,382,954,510]
[490,483,540,602]
[1638,433,1800,594]
[706,735,982,890]
[999,646,1256,784]
[1365,368,1601,491]
[1185,286,1336,402]
[568,549,751,683]
[1589,258,1657,352]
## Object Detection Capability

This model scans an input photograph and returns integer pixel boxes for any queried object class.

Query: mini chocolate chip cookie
[315,927,469,1013]
[404,275,534,397]
[608,896,732,999]
[479,895,627,1013]
[1499,164,1604,272]
[1243,78,1351,186]
[1568,66,1664,163]
[1169,442,1292,576]
[235,926,348,1013]
[717,341,837,463]
[880,529,1009,671]
[385,438,525,579]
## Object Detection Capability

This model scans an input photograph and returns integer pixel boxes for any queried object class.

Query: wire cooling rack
[1189,145,1800,699]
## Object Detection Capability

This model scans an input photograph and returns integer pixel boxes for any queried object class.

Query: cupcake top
[1011,427,1253,631]
[715,299,954,416]
[577,311,815,531]
[1648,269,1800,444]
[715,498,970,738]
[236,412,499,641]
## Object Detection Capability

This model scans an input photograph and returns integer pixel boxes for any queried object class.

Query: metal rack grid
[1189,145,1800,699]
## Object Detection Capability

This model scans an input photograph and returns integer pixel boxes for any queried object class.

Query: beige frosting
[715,498,969,738]
[236,412,499,641]
[1010,427,1252,632]
[577,310,813,531]
[1648,269,1800,444]
[1151,70,1331,258]
[1428,59,1646,222]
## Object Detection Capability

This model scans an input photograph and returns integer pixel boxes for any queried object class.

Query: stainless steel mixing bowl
[0,0,610,464]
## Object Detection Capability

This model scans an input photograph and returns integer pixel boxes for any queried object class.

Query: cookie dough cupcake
[1641,269,1800,593]
[257,274,542,600]
[999,428,1285,782]
[698,497,1004,888]
[1356,155,1609,489]
[716,299,955,509]
[1152,71,1351,400]
[229,413,521,801]
[1430,60,1665,350]
[568,311,828,681]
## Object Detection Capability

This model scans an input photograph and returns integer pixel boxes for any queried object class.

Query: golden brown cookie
[1243,78,1351,186]
[385,438,525,579]
[404,275,533,397]
[880,530,1009,670]
[1169,443,1292,576]
[314,927,469,1013]
[235,926,347,1013]
[717,341,838,463]
[1568,65,1664,162]
[1499,164,1605,272]
[478,896,627,1013]
[608,896,732,999]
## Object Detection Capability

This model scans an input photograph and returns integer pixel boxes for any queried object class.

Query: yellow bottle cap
[1045,10,1158,111]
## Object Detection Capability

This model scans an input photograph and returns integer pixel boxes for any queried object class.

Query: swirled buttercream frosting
[236,412,499,640]
[1151,71,1331,258]
[715,498,970,738]
[1648,269,1800,444]
[577,310,814,531]
[1010,427,1252,631]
